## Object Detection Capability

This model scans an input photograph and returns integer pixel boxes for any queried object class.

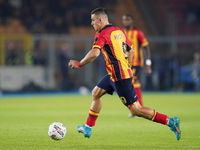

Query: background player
[68,7,181,141]
[122,14,151,114]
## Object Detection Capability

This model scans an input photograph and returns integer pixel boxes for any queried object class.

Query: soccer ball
[48,122,67,140]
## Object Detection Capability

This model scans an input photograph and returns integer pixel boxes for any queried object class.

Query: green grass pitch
[0,93,200,150]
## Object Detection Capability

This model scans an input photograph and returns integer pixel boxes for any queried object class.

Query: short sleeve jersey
[125,29,149,67]
[92,24,133,82]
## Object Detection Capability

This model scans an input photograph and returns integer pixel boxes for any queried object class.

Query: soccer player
[122,14,151,110]
[68,7,181,140]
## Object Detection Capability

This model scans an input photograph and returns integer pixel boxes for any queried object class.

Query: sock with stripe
[134,87,143,106]
[86,109,99,127]
[151,110,169,125]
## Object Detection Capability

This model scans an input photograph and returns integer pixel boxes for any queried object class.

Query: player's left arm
[124,31,134,65]
[127,48,134,64]
[143,45,152,76]
[68,48,100,69]
[142,44,151,75]
[138,31,152,76]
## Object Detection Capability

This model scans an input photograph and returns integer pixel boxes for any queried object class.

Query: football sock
[134,87,143,106]
[86,109,99,127]
[166,119,170,126]
[85,124,92,128]
[151,110,169,125]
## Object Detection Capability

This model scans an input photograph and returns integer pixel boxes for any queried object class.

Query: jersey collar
[98,24,113,33]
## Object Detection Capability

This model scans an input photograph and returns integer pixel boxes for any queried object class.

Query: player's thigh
[96,74,115,95]
[115,78,138,107]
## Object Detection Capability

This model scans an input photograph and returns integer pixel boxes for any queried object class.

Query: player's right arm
[123,29,134,65]
[69,31,104,69]
[68,48,100,69]
[79,48,101,66]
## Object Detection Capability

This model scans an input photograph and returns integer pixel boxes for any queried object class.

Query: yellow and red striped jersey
[92,24,133,82]
[125,29,149,67]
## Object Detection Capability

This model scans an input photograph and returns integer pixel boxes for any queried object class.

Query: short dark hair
[123,14,134,20]
[91,7,107,15]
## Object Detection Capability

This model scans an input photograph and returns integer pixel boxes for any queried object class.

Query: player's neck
[100,22,110,30]
[125,26,134,31]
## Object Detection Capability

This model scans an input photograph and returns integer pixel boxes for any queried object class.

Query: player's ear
[99,17,102,22]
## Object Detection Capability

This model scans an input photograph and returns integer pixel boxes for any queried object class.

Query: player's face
[91,14,102,31]
[122,16,133,29]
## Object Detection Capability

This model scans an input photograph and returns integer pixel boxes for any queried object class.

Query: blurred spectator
[156,54,169,91]
[169,50,180,90]
[191,52,200,91]
[32,49,46,65]
[0,1,11,25]
[5,43,20,65]
[53,17,68,33]
[58,43,70,91]
[186,2,200,24]
[25,51,34,65]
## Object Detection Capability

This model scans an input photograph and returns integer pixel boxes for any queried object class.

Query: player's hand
[145,65,152,76]
[68,60,80,69]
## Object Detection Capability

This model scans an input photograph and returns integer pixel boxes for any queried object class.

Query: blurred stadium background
[0,0,200,93]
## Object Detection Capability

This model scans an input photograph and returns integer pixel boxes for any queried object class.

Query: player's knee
[129,102,143,116]
[92,89,96,98]
[92,87,100,99]
[92,86,106,100]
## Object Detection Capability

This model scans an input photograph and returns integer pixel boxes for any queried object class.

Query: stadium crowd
[0,0,116,33]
